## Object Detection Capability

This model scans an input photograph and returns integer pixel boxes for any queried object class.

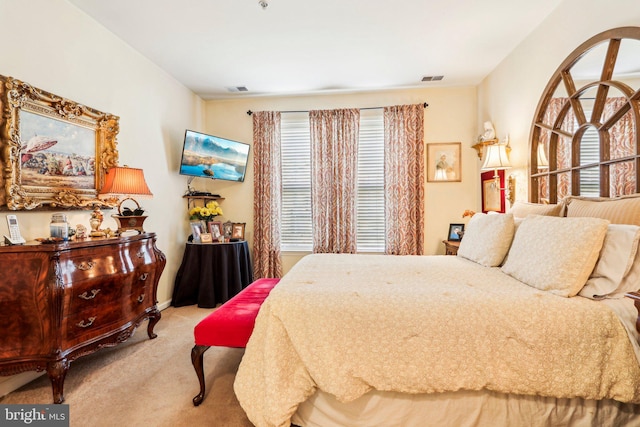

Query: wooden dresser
[0,233,165,403]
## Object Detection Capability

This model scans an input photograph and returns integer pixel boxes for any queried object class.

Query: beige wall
[0,0,205,307]
[203,86,480,272]
[478,0,640,200]
[0,0,205,393]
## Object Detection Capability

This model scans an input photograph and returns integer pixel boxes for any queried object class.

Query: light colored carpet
[0,306,254,427]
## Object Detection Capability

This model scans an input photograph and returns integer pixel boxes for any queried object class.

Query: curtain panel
[383,104,425,255]
[604,98,636,196]
[252,111,283,278]
[309,109,360,253]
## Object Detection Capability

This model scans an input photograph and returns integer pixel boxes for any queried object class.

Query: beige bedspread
[234,254,640,427]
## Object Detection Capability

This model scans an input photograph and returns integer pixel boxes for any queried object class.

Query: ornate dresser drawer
[0,232,165,403]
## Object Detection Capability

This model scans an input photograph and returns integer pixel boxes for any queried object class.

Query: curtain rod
[246,102,428,116]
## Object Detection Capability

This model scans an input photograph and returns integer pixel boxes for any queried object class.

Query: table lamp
[99,165,153,234]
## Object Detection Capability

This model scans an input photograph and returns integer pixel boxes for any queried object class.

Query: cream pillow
[501,215,609,297]
[579,224,640,299]
[508,201,563,220]
[564,195,640,225]
[457,213,515,267]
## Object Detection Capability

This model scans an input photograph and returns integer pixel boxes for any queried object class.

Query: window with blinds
[579,119,600,197]
[280,110,386,253]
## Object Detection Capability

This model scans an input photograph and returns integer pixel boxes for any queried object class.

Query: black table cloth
[172,241,253,308]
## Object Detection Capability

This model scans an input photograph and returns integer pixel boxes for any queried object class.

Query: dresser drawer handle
[76,261,96,271]
[136,250,145,258]
[137,294,145,303]
[139,272,149,281]
[77,317,96,328]
[78,289,101,300]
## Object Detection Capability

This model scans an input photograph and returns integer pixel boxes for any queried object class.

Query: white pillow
[579,224,640,299]
[457,213,515,267]
[501,215,609,297]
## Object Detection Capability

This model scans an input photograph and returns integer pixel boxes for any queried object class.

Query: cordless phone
[4,214,26,245]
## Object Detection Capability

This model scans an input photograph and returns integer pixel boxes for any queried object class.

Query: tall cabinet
[0,233,165,403]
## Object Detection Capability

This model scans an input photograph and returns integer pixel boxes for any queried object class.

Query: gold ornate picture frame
[0,75,119,210]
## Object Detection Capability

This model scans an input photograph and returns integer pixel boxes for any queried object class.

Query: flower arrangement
[189,201,223,222]
[462,210,476,218]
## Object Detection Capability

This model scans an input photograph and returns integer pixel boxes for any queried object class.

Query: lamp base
[112,215,147,234]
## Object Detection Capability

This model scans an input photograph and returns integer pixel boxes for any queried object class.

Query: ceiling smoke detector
[258,0,268,9]
[422,75,444,82]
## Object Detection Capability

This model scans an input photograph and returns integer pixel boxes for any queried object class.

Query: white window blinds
[281,113,312,252]
[280,110,385,253]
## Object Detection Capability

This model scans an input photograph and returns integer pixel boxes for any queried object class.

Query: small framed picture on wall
[481,169,505,213]
[427,142,462,182]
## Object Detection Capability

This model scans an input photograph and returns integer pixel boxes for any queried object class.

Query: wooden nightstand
[442,240,460,255]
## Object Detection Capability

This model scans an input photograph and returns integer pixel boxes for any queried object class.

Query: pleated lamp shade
[481,144,512,171]
[100,166,153,197]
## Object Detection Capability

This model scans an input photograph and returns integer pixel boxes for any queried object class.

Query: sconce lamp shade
[537,143,549,169]
[99,166,153,197]
[481,144,512,171]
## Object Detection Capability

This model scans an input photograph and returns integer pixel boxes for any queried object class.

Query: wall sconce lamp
[99,165,153,235]
[481,143,516,206]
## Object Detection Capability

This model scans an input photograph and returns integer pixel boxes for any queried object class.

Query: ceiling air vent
[421,76,444,82]
[227,86,249,92]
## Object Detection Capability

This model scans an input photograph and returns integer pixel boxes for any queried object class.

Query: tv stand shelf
[183,195,225,209]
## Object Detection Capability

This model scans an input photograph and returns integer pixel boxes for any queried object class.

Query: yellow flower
[189,201,223,221]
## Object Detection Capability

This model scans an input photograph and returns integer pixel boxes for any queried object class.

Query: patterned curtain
[252,111,283,278]
[309,109,360,253]
[539,98,573,200]
[383,104,425,255]
[604,98,636,196]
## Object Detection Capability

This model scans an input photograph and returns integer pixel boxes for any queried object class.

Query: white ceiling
[67,0,563,100]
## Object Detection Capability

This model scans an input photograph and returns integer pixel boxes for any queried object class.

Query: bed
[234,196,640,427]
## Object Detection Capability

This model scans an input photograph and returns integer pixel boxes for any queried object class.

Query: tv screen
[179,130,250,182]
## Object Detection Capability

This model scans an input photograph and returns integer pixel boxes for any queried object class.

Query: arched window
[530,27,640,202]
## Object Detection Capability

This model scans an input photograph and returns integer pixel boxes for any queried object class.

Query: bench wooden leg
[191,344,211,406]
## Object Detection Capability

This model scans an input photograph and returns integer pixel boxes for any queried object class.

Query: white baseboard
[0,371,44,398]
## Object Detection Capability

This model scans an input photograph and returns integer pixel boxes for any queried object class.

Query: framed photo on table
[208,221,223,239]
[232,223,246,240]
[481,169,505,213]
[427,142,461,182]
[447,223,465,242]
[190,220,206,243]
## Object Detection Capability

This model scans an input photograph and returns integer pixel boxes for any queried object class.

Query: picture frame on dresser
[0,74,119,210]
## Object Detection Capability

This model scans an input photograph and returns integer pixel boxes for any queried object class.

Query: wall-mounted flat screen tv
[179,130,250,182]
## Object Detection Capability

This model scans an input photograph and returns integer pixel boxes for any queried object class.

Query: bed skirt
[292,388,640,427]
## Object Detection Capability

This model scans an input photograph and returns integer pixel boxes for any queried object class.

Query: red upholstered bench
[191,277,280,406]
